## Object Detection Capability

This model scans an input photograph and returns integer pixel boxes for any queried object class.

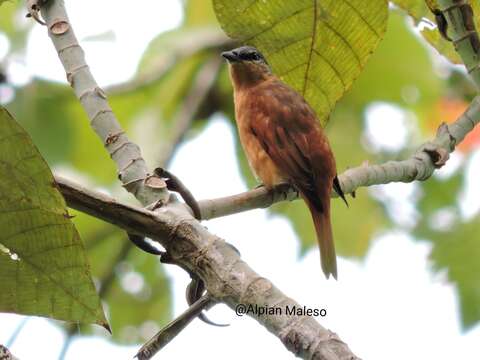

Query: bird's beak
[221,50,240,63]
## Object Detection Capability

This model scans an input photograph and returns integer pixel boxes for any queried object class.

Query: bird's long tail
[305,199,337,280]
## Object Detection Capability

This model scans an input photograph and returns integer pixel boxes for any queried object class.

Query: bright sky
[1,1,480,359]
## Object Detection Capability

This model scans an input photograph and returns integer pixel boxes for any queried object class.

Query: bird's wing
[249,81,335,212]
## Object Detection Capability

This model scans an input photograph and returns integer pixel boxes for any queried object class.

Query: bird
[222,45,347,279]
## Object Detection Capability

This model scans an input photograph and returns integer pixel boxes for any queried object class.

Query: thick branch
[55,175,359,360]
[198,95,480,220]
[41,1,168,206]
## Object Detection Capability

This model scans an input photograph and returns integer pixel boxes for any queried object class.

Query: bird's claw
[127,233,162,255]
[154,168,202,220]
[159,252,228,327]
[186,278,229,327]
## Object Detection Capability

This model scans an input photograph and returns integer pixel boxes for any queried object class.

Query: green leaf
[213,0,389,126]
[0,107,108,329]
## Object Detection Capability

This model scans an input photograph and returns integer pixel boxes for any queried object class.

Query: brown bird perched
[222,46,347,279]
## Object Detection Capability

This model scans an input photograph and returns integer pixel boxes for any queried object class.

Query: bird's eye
[242,52,261,61]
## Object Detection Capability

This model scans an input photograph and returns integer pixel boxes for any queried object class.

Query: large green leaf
[213,0,389,125]
[0,107,107,328]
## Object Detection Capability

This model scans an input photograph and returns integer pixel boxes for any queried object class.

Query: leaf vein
[312,48,347,90]
[342,0,381,38]
[302,0,319,96]
[320,19,362,68]
[245,4,314,42]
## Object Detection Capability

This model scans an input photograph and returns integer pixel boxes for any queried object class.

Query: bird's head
[222,46,272,89]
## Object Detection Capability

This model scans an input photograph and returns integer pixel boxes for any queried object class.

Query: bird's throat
[229,63,272,91]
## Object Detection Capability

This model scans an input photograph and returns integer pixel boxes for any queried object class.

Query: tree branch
[41,1,168,206]
[55,175,359,360]
[135,295,216,360]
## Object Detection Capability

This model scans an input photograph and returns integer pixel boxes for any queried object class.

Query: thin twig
[135,295,215,360]
[155,168,202,220]
[58,332,74,360]
[6,318,28,348]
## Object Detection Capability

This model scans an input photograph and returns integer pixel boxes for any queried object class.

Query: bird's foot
[154,167,202,220]
[254,183,266,189]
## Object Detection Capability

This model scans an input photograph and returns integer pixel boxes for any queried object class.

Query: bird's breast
[234,90,286,188]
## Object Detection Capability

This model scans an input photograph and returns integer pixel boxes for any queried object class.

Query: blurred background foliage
[0,0,479,350]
